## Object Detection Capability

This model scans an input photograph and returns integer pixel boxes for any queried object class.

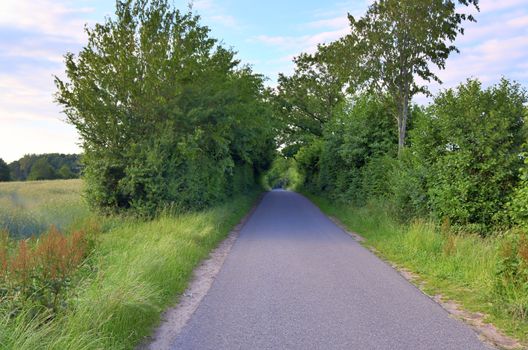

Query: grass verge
[0,188,260,350]
[306,193,528,346]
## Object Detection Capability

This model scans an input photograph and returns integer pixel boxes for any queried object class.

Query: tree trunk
[398,87,409,158]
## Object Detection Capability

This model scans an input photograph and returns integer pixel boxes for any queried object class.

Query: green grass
[307,193,528,345]
[0,180,260,349]
[0,180,91,238]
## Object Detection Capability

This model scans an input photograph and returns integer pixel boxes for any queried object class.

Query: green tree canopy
[55,0,274,214]
[272,52,345,156]
[324,0,479,155]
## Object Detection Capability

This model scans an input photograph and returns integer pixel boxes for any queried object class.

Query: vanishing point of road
[171,190,491,350]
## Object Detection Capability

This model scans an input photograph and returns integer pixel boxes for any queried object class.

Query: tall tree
[328,0,479,156]
[272,52,344,156]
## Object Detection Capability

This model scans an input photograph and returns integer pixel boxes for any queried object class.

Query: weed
[0,226,94,317]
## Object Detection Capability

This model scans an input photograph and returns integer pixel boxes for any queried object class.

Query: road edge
[327,213,522,350]
[138,193,265,350]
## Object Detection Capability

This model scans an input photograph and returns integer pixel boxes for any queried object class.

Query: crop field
[0,179,90,238]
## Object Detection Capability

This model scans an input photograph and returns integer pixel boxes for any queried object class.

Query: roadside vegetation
[0,179,260,349]
[54,0,274,217]
[270,0,528,343]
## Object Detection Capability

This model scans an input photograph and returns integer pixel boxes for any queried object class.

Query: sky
[0,0,527,163]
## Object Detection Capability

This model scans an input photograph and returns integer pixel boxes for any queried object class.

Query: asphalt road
[171,190,491,350]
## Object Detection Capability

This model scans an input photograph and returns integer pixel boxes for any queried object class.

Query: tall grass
[0,179,259,349]
[308,194,528,343]
[0,180,90,238]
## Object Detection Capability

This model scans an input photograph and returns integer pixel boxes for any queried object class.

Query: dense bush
[508,157,528,226]
[295,94,399,204]
[410,79,527,230]
[292,80,527,232]
[496,229,528,319]
[55,1,274,215]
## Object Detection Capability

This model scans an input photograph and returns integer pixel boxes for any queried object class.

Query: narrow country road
[171,191,491,350]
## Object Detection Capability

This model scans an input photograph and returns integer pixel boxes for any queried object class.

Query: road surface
[171,190,491,350]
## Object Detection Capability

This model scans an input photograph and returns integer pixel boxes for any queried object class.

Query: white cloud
[423,1,528,98]
[252,0,370,83]
[508,15,528,27]
[304,16,349,30]
[479,0,527,13]
[253,27,349,54]
[0,0,93,161]
[0,121,81,163]
[0,69,65,123]
[209,14,239,29]
[192,0,241,29]
[193,0,214,11]
[0,0,92,43]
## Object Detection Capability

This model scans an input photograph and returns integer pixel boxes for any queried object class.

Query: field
[0,180,260,349]
[307,194,528,345]
[0,180,91,238]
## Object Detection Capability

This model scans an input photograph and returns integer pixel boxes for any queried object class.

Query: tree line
[271,0,528,234]
[0,154,81,182]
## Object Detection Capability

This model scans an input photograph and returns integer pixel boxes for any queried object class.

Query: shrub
[508,154,528,225]
[295,139,324,193]
[410,79,527,231]
[312,94,399,203]
[386,150,430,221]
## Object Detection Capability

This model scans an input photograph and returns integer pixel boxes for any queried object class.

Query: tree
[6,154,81,181]
[272,52,345,156]
[327,0,479,156]
[0,158,10,181]
[27,158,57,181]
[55,0,274,214]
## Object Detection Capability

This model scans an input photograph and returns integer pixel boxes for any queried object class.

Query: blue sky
[0,0,527,162]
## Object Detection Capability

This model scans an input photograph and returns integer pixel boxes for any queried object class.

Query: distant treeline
[0,154,81,182]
